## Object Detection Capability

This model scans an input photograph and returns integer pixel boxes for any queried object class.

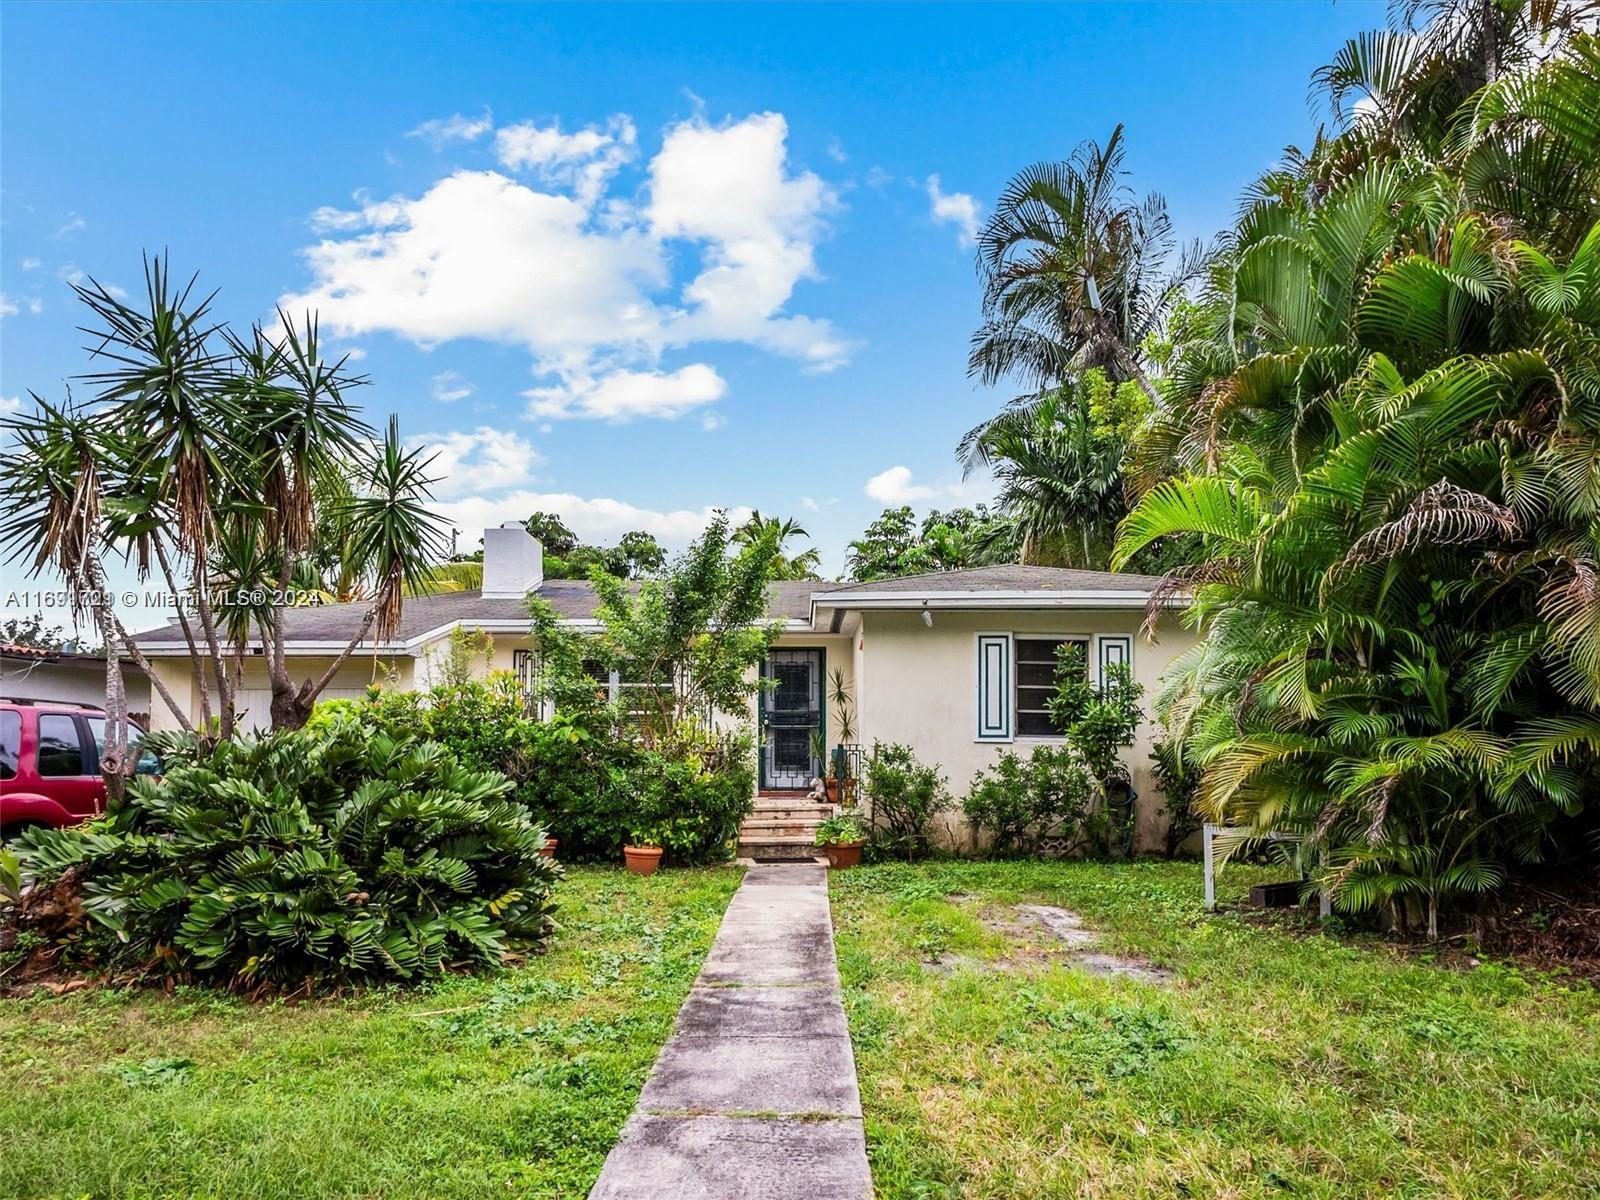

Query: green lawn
[0,865,742,1200]
[831,859,1600,1200]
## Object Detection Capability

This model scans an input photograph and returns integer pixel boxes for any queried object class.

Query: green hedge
[15,712,559,987]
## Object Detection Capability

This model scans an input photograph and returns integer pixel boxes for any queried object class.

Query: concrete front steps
[738,792,835,860]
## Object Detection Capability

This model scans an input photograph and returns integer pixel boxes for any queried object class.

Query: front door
[760,649,823,789]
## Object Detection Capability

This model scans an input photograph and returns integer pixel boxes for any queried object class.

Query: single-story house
[1,643,152,727]
[130,524,1194,850]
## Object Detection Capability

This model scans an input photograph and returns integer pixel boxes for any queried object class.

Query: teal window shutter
[976,634,1012,741]
[1097,635,1132,683]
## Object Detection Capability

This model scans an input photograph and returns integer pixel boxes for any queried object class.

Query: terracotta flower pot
[824,840,865,870]
[624,845,664,876]
[539,838,558,860]
[825,778,841,804]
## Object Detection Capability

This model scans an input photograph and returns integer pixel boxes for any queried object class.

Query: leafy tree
[533,512,783,747]
[1112,13,1600,932]
[522,511,578,555]
[616,530,667,579]
[0,615,67,651]
[845,504,1011,581]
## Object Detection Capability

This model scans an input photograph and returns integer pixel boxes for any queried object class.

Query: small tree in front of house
[575,512,783,746]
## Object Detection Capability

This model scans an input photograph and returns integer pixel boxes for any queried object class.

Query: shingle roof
[127,566,1157,649]
[822,564,1164,594]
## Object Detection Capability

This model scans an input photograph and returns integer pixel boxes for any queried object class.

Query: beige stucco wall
[145,654,413,733]
[849,608,1198,853]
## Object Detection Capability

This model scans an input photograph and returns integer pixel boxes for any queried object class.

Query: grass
[0,864,742,1200]
[831,859,1600,1200]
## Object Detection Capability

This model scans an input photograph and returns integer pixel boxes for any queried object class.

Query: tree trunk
[1427,895,1439,942]
[187,552,235,740]
[153,537,212,731]
[80,557,130,804]
[274,604,381,732]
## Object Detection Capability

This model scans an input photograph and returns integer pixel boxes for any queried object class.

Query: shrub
[12,712,559,988]
[1151,738,1203,858]
[964,745,1095,856]
[626,724,755,865]
[863,742,950,860]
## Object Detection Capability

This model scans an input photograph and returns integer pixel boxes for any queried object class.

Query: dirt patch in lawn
[923,901,1175,984]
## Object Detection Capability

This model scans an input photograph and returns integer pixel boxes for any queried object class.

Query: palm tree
[736,511,822,580]
[969,125,1205,408]
[962,390,1125,568]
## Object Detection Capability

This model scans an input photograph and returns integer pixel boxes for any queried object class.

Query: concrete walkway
[589,863,872,1200]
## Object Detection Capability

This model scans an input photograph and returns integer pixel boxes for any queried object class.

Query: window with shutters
[1014,636,1088,737]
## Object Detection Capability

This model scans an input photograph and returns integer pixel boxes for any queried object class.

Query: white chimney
[481,523,543,598]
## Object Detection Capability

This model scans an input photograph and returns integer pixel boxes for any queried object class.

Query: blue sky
[1,0,1382,617]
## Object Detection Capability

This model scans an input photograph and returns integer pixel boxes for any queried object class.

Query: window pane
[37,715,86,777]
[1016,709,1057,737]
[1013,637,1086,738]
[0,711,19,780]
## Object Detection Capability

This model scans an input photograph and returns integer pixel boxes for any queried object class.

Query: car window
[0,711,19,781]
[36,714,87,777]
[84,716,161,775]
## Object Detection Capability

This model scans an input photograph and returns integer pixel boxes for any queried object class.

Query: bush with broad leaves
[12,711,559,988]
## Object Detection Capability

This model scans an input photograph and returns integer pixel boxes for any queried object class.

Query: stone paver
[589,864,871,1200]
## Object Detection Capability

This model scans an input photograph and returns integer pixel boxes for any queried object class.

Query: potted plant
[539,836,559,860]
[815,808,868,870]
[827,668,858,803]
[623,824,665,876]
[810,730,840,803]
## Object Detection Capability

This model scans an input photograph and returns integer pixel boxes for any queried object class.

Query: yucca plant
[12,713,559,988]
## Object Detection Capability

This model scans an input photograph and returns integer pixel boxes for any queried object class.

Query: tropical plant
[10,713,559,986]
[970,124,1204,409]
[1110,12,1600,932]
[736,510,822,580]
[964,745,1094,856]
[0,257,449,749]
[861,741,951,860]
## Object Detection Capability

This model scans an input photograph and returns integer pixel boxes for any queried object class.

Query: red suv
[0,701,156,838]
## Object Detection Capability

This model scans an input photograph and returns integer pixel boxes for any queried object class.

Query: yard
[0,867,741,1200]
[4,860,1598,1200]
[831,860,1600,1199]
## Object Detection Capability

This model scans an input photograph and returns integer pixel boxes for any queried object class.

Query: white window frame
[974,631,1137,744]
[1012,633,1089,741]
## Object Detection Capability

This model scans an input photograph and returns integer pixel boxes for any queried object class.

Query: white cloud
[431,370,475,404]
[799,495,820,512]
[433,490,748,547]
[411,427,542,499]
[649,112,849,370]
[1,395,24,414]
[0,293,40,318]
[495,114,636,206]
[407,109,493,149]
[926,175,980,247]
[285,170,664,353]
[52,213,85,239]
[865,166,893,191]
[20,258,40,271]
[283,110,852,415]
[700,411,725,431]
[525,363,726,422]
[865,465,990,506]
[825,138,848,163]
